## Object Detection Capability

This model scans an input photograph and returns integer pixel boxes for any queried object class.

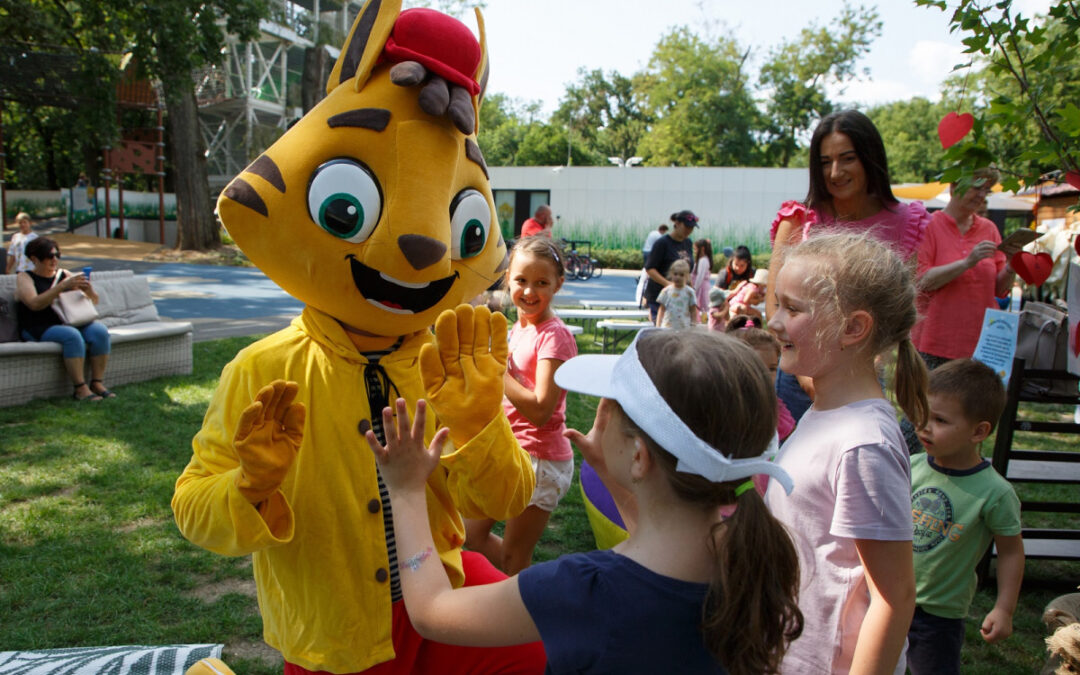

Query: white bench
[0,270,193,406]
[596,320,652,353]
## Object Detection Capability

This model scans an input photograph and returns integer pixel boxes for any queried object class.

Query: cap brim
[553,354,619,398]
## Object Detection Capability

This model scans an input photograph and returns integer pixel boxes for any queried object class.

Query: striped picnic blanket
[0,644,222,675]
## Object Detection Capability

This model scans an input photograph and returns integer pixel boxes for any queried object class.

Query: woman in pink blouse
[767,109,931,422]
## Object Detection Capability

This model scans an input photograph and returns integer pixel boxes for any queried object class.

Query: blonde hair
[667,259,691,279]
[779,232,929,427]
[14,212,31,226]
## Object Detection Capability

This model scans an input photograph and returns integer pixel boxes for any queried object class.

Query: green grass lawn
[0,330,1076,673]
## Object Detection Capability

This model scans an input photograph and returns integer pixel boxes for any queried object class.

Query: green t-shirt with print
[910,453,1021,619]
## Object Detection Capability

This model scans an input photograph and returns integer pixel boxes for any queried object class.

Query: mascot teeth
[380,272,430,289]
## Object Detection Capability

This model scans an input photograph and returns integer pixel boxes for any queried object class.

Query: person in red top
[912,168,1021,368]
[520,205,553,238]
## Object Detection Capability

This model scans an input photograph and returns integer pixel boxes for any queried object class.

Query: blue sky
[474,0,1050,116]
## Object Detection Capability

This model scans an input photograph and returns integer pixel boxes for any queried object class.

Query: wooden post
[0,106,7,230]
[102,147,112,240]
[157,106,166,246]
[117,174,125,240]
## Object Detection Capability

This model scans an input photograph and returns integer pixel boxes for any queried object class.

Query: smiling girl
[465,236,577,575]
[766,232,927,675]
[766,110,930,423]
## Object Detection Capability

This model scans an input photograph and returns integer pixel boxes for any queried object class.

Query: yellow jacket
[172,307,534,673]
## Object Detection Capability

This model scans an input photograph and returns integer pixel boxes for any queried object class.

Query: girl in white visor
[366,329,802,675]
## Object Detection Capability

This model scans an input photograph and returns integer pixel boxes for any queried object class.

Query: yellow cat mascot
[172,2,543,672]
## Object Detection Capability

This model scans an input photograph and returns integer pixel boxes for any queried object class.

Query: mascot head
[217,0,505,336]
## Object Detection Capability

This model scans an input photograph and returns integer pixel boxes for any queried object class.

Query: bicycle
[559,239,602,280]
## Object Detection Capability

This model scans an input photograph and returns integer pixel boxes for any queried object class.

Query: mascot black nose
[398,234,447,270]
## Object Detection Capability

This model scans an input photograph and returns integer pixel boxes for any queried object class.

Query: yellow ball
[184,657,236,675]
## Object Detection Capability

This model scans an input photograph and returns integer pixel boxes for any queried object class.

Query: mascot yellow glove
[420,304,507,446]
[233,380,306,504]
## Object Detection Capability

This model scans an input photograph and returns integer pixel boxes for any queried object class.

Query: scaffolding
[196,0,363,190]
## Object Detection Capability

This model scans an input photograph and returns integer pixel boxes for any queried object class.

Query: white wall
[489,166,808,252]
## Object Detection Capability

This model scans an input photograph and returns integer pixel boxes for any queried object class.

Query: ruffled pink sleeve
[769,200,818,247]
[895,201,931,259]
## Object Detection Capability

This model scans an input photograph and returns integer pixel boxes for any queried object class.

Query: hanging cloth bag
[50,270,99,327]
[1015,300,1071,396]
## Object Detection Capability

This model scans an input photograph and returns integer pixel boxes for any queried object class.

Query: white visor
[555,329,794,494]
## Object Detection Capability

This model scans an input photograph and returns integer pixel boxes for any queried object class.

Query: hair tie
[734,479,755,496]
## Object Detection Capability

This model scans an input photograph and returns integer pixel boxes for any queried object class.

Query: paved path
[6,226,639,342]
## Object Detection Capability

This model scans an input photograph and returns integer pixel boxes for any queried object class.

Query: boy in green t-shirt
[907,358,1025,675]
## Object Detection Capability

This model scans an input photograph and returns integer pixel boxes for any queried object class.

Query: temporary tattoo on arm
[400,546,434,572]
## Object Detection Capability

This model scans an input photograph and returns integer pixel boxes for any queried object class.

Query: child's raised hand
[979,606,1014,643]
[366,398,450,493]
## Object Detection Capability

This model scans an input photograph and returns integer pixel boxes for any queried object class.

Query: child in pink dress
[465,237,577,576]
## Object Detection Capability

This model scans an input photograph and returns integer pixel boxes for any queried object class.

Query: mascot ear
[327,0,402,95]
[472,7,489,132]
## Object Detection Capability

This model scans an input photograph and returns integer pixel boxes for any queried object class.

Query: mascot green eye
[307,159,383,242]
[449,189,491,259]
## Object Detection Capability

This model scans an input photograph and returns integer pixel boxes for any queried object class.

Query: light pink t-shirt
[765,398,913,675]
[503,316,577,461]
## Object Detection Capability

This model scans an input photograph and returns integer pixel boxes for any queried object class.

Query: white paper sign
[973,309,1020,384]
[1068,262,1080,376]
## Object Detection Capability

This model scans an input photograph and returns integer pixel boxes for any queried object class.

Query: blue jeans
[907,606,965,675]
[23,321,111,359]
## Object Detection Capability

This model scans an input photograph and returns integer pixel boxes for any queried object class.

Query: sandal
[90,379,117,399]
[73,382,103,402]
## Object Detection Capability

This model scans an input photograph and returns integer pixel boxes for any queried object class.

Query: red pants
[284,552,546,675]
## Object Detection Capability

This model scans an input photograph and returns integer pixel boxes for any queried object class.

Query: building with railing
[196,0,364,190]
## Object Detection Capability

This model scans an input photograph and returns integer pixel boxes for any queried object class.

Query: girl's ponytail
[894,336,929,429]
[703,490,803,675]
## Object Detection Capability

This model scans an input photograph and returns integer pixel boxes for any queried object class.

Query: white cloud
[907,40,968,89]
[828,78,926,107]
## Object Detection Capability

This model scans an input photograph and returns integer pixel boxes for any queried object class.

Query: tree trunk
[163,77,219,251]
[301,46,328,114]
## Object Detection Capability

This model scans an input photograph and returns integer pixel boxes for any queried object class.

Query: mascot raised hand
[171,2,543,672]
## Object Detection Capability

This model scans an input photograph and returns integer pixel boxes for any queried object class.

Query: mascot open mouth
[348,255,459,314]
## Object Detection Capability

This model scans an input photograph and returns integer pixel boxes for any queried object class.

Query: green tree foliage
[759,3,881,166]
[478,93,537,166]
[118,0,266,249]
[635,28,759,166]
[866,97,949,182]
[552,68,651,165]
[0,1,126,191]
[916,0,1080,191]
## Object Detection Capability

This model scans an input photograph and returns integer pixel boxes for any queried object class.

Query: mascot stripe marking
[339,0,383,85]
[327,108,392,131]
[398,234,448,271]
[223,178,267,217]
[248,154,286,193]
[464,138,487,179]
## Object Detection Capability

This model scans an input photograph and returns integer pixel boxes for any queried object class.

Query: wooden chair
[978,357,1080,580]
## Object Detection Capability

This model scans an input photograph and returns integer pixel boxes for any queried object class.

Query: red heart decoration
[1067,171,1080,191]
[1011,251,1054,286]
[938,112,974,149]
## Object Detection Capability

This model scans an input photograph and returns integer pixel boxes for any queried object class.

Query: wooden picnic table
[579,300,641,309]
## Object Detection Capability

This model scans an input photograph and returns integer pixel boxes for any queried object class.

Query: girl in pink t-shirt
[766,232,928,674]
[465,237,578,575]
